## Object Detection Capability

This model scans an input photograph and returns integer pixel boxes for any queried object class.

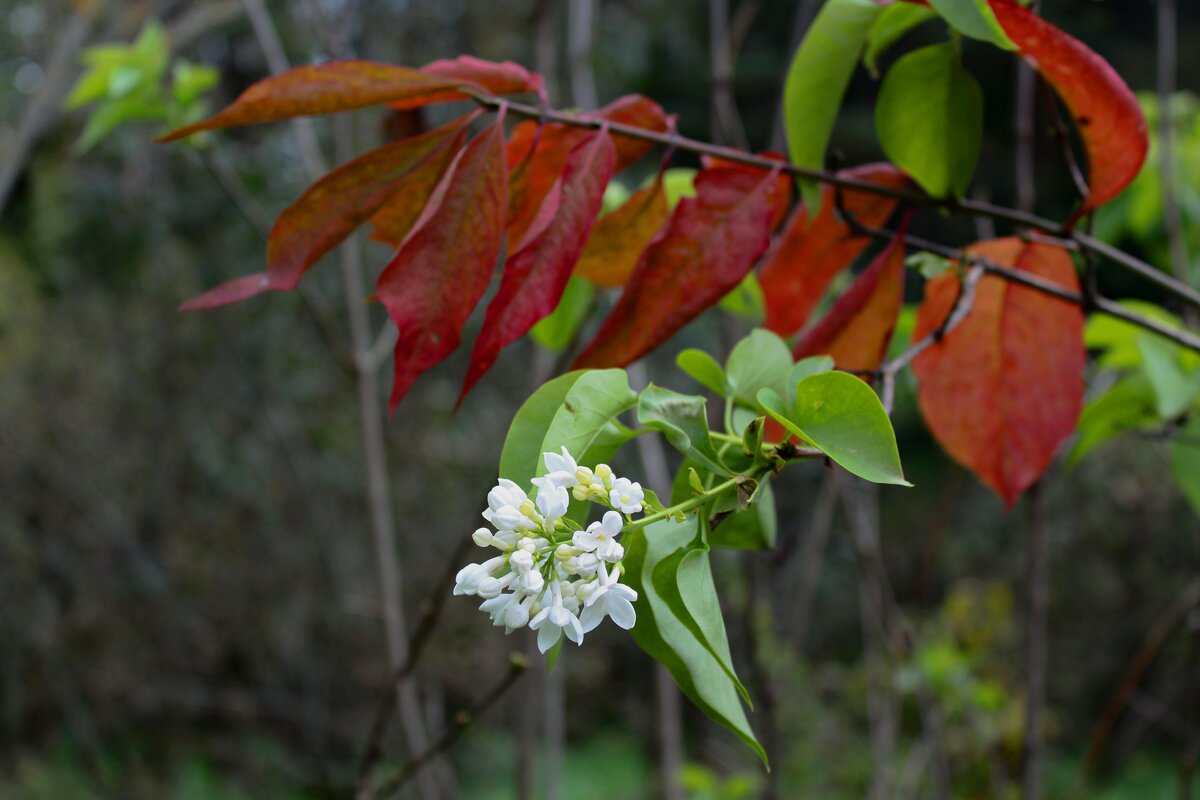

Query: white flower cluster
[454,448,646,653]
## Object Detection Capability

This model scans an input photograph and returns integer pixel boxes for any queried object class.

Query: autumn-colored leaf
[389,55,547,110]
[793,220,909,372]
[760,164,909,337]
[575,178,670,288]
[911,238,1084,507]
[571,165,779,370]
[366,118,475,248]
[181,115,472,311]
[699,153,793,229]
[460,130,617,403]
[989,0,1147,217]
[376,120,507,412]
[505,96,671,250]
[158,60,471,141]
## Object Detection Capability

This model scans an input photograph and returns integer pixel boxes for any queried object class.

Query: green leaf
[625,517,765,763]
[783,0,883,210]
[876,42,982,198]
[864,3,938,77]
[500,372,586,485]
[1068,374,1158,465]
[637,385,730,476]
[718,273,765,322]
[659,167,697,208]
[906,250,955,280]
[1085,301,1185,369]
[172,61,220,108]
[711,483,777,551]
[725,328,794,410]
[676,349,728,396]
[498,369,635,489]
[785,356,835,409]
[1170,416,1200,518]
[758,372,910,486]
[1137,333,1200,419]
[531,276,594,352]
[539,370,638,476]
[926,0,1015,49]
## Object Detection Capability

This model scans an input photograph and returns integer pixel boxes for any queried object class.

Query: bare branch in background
[238,3,439,798]
[1022,484,1049,800]
[1158,0,1192,292]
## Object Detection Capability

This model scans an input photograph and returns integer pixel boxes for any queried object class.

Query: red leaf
[571,164,780,369]
[989,0,1147,217]
[366,118,475,248]
[760,164,909,337]
[505,96,671,251]
[181,115,472,310]
[574,178,670,288]
[158,60,472,141]
[460,130,617,403]
[377,120,508,412]
[389,55,547,110]
[699,152,793,229]
[911,238,1084,507]
[793,221,909,372]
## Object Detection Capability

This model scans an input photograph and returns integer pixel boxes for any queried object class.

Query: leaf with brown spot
[158,60,471,141]
[911,238,1085,507]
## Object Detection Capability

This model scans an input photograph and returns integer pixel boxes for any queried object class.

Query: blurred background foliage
[1,0,1198,798]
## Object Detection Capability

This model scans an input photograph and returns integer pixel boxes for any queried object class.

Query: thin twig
[1158,0,1192,293]
[1022,483,1049,800]
[355,533,478,795]
[369,656,529,799]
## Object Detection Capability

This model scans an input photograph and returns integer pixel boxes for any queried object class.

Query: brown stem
[239,2,439,797]
[1158,0,1192,292]
[369,657,529,799]
[1022,483,1049,800]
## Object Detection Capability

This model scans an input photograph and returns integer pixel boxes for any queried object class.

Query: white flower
[580,565,637,632]
[483,479,537,530]
[609,477,644,514]
[509,549,535,573]
[573,510,624,558]
[477,571,516,599]
[565,552,600,579]
[517,568,544,594]
[454,556,504,596]
[529,581,584,652]
[479,593,532,633]
[543,447,580,488]
[532,477,570,523]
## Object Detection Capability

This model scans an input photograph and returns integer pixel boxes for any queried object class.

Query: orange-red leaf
[988,0,1147,218]
[180,115,471,311]
[377,120,508,412]
[760,164,909,337]
[571,164,780,369]
[911,238,1084,507]
[505,96,671,251]
[158,60,472,141]
[366,119,474,248]
[389,55,546,110]
[460,130,617,403]
[700,153,793,229]
[793,223,908,372]
[574,178,670,288]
